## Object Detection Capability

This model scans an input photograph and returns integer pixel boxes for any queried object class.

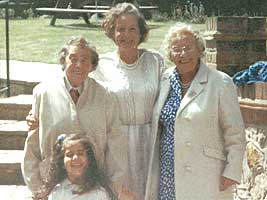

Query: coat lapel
[153,68,173,120]
[149,67,172,152]
[176,62,209,116]
[76,78,92,108]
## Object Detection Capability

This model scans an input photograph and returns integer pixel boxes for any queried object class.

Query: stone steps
[0,150,24,185]
[0,96,31,186]
[0,120,28,150]
[0,60,61,96]
[0,61,62,194]
[0,79,37,96]
[0,95,32,120]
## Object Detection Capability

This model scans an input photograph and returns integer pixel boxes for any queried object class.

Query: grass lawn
[0,17,205,64]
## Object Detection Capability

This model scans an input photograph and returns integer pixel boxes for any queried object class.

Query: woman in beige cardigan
[145,23,245,200]
[22,37,127,200]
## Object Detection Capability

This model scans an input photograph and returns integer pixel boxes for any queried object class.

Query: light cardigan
[22,74,127,196]
[145,62,245,200]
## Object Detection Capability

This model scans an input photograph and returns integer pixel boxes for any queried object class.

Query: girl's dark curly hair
[44,133,114,198]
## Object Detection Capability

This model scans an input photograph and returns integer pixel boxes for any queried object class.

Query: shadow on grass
[52,23,102,30]
[51,21,163,30]
[149,23,164,30]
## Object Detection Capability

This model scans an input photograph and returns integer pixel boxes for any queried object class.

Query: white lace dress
[90,49,165,199]
[48,179,110,200]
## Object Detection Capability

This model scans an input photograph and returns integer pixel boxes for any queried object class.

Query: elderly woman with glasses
[145,23,245,200]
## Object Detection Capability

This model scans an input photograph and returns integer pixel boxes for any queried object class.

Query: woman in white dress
[46,133,113,200]
[90,3,165,199]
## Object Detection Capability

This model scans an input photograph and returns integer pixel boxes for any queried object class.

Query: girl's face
[114,13,141,51]
[64,140,89,183]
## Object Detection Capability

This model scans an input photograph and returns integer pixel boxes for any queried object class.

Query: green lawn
[0,18,205,64]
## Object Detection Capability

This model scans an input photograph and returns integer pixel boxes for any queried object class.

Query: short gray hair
[58,36,99,71]
[162,23,205,60]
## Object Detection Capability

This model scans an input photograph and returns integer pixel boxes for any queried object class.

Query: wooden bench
[83,5,110,9]
[35,7,109,26]
[83,5,158,10]
[35,2,159,25]
[139,6,158,10]
[82,4,158,19]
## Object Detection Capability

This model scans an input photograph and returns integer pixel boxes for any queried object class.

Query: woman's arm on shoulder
[22,129,48,198]
[26,84,43,130]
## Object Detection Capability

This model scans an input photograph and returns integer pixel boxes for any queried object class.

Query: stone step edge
[0,121,28,150]
[0,185,32,200]
[0,95,33,105]
[0,150,24,164]
[0,150,25,185]
[0,120,28,133]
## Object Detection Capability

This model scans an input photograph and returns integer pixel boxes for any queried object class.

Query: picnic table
[35,7,109,25]
[82,4,158,20]
[35,0,98,26]
[35,0,159,26]
[82,5,158,10]
[83,5,109,9]
[35,7,109,14]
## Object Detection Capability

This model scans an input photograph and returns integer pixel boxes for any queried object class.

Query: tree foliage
[31,0,267,17]
[155,0,267,17]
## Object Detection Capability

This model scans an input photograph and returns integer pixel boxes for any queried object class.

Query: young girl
[45,133,114,200]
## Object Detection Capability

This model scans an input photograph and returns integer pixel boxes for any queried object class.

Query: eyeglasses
[170,45,195,55]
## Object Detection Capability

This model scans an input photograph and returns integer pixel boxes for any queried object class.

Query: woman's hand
[32,196,48,200]
[26,110,39,131]
[112,184,138,200]
[219,176,238,191]
[118,188,138,200]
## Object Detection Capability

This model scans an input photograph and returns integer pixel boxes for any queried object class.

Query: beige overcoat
[145,62,245,200]
[22,75,127,195]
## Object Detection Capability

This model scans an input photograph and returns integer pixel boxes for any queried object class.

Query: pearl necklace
[181,80,192,89]
[119,51,139,70]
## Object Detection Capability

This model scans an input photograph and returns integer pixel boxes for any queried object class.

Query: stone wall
[0,79,37,97]
[204,17,267,76]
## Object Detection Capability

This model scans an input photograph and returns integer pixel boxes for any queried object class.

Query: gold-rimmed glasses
[171,45,195,55]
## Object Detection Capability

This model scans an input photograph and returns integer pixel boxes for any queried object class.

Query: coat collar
[154,61,210,119]
[59,72,92,108]
[193,60,209,84]
[177,61,209,116]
